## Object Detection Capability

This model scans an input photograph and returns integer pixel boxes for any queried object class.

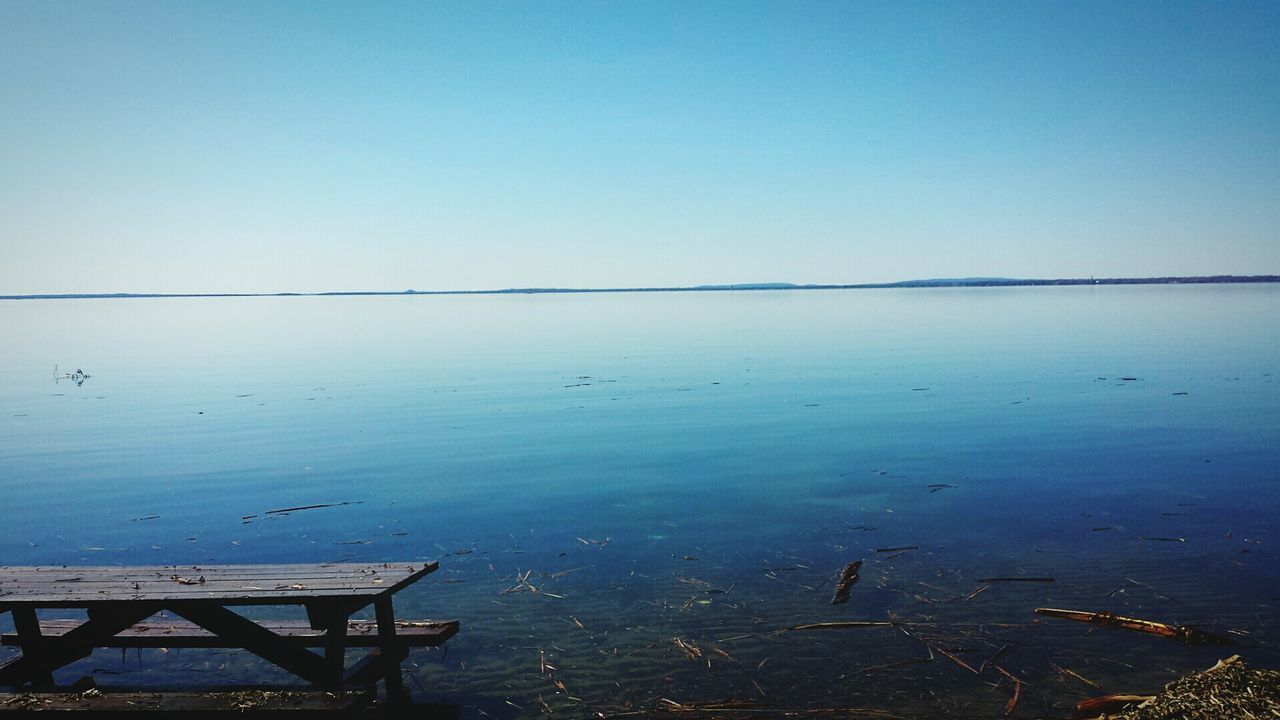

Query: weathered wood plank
[0,564,433,588]
[169,606,327,686]
[0,573,422,583]
[1,619,459,649]
[0,563,421,574]
[0,563,436,606]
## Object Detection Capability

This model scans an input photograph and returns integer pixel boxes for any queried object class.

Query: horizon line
[3,274,1279,300]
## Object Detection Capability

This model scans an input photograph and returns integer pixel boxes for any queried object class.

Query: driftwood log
[830,561,862,605]
[1035,607,1233,645]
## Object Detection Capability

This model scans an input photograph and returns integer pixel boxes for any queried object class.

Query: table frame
[0,563,438,700]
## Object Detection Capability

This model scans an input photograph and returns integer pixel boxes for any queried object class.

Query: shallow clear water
[1,285,1277,717]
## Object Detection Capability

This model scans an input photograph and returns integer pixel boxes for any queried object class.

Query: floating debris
[1035,608,1233,645]
[1052,661,1102,690]
[977,577,1055,583]
[263,501,363,515]
[859,657,932,674]
[1137,536,1185,543]
[672,637,702,660]
[1076,694,1157,717]
[778,621,898,633]
[830,560,862,605]
[994,665,1023,716]
[932,645,978,674]
[53,366,91,386]
[655,698,902,717]
[875,546,918,553]
[980,644,1013,673]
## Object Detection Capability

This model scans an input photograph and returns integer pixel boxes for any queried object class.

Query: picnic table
[0,563,456,700]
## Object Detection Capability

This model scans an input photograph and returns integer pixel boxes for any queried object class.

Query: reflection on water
[1,286,1277,717]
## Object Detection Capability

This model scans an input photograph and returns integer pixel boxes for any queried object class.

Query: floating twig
[965,584,991,600]
[860,658,932,673]
[263,501,363,515]
[980,644,1013,674]
[977,577,1055,583]
[932,645,978,674]
[1050,661,1101,689]
[778,621,898,633]
[673,637,702,660]
[1003,675,1022,716]
[652,699,904,717]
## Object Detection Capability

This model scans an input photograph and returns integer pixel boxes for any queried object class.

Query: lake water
[1,285,1277,717]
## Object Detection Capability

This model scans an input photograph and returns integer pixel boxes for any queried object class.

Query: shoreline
[3,274,1279,301]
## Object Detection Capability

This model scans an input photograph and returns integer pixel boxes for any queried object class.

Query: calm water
[1,285,1278,717]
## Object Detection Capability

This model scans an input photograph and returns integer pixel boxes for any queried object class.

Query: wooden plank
[0,579,402,594]
[0,564,433,585]
[0,561,435,576]
[0,564,436,606]
[169,605,327,686]
[0,563,422,575]
[4,590,396,607]
[0,570,411,585]
[0,619,459,649]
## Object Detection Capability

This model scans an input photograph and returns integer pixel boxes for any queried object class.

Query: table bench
[0,563,455,700]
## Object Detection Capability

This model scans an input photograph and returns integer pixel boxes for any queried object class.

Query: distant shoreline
[3,275,1278,300]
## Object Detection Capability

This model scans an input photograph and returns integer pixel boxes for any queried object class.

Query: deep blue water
[2,285,1277,717]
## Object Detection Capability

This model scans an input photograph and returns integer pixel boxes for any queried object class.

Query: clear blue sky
[2,0,1277,293]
